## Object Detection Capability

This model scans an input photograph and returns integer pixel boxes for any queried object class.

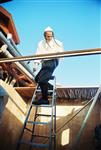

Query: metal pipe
[0,32,34,76]
[0,47,101,63]
[0,47,35,83]
[0,31,20,58]
[8,38,22,56]
[7,37,33,74]
[71,86,101,149]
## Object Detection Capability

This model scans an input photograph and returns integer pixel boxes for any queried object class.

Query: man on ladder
[16,26,64,150]
[33,26,64,105]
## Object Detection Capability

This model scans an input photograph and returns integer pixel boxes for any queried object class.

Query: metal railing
[0,47,101,63]
[0,32,35,83]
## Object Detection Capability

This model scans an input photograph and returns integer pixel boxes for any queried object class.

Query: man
[33,26,64,105]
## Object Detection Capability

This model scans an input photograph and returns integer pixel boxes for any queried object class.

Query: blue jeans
[35,59,58,100]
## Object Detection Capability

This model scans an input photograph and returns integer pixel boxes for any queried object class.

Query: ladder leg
[53,76,56,150]
[29,106,38,150]
[49,106,54,150]
[49,76,56,150]
[16,104,32,150]
[53,102,56,150]
[29,85,39,150]
[16,85,38,150]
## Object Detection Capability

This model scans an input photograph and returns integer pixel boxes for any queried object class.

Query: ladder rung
[32,134,55,138]
[25,127,32,132]
[36,89,53,93]
[32,134,50,138]
[36,114,56,117]
[32,104,53,107]
[48,90,54,92]
[19,141,49,148]
[36,89,41,92]
[27,121,49,125]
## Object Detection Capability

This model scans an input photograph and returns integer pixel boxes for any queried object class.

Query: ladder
[16,76,56,150]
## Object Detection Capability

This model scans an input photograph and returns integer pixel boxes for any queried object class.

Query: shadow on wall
[0,80,29,150]
[0,95,29,150]
[0,96,26,150]
[55,100,100,150]
[0,106,22,150]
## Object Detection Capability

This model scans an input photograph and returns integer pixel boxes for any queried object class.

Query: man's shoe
[32,99,49,105]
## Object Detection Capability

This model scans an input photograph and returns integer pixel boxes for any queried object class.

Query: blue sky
[2,0,100,87]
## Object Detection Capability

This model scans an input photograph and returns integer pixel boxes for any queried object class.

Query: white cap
[44,26,53,32]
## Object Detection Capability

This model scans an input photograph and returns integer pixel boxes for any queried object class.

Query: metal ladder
[16,76,56,150]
